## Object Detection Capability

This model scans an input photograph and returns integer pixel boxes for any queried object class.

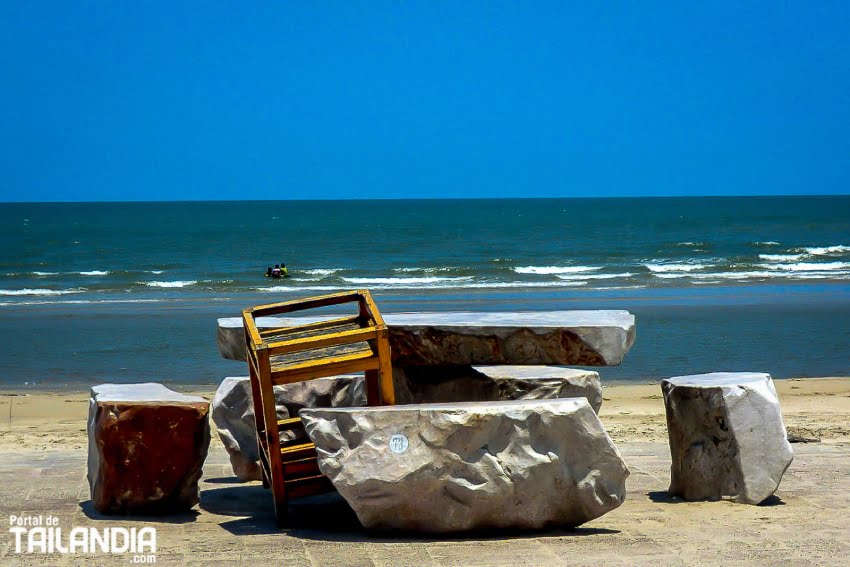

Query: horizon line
[2,193,849,205]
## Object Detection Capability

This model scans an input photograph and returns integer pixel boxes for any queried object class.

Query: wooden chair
[242,289,395,527]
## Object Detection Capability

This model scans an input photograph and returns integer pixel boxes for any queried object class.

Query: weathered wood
[267,326,377,357]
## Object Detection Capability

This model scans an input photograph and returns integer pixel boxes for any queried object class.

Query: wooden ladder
[242,289,394,527]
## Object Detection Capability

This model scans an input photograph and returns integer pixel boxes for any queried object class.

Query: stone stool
[87,383,210,514]
[661,372,793,504]
[300,398,629,532]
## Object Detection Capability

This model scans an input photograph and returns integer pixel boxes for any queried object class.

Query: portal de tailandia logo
[9,514,156,563]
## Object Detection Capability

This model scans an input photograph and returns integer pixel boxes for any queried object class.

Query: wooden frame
[242,289,394,527]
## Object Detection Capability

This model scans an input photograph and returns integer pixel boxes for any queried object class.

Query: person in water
[266,266,273,277]
[272,264,282,277]
[280,263,288,277]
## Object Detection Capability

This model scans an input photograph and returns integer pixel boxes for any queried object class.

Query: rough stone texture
[87,383,210,514]
[217,310,636,366]
[301,399,629,532]
[476,366,603,413]
[392,366,603,413]
[661,372,793,505]
[210,375,365,481]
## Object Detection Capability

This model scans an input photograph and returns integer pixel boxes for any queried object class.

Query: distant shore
[1,376,847,452]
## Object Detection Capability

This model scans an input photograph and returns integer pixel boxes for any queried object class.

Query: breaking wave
[0,288,86,296]
[342,276,473,285]
[141,280,198,288]
[513,266,601,275]
[644,263,710,273]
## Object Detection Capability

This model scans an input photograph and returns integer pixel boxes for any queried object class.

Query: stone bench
[217,310,636,366]
[300,398,629,532]
[661,372,793,505]
[87,383,210,514]
[213,367,603,480]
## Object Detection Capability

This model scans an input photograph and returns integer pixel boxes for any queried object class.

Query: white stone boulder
[661,372,793,505]
[211,375,365,481]
[87,383,210,514]
[300,399,629,532]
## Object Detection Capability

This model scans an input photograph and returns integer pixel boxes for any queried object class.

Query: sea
[1,196,849,390]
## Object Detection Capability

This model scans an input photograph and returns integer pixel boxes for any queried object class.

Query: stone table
[218,310,636,366]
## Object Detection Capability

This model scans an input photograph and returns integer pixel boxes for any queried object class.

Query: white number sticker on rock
[389,434,409,454]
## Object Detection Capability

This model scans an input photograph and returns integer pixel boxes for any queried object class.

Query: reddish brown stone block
[87,383,210,515]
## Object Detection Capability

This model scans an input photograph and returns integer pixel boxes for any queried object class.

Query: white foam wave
[149,270,164,275]
[759,254,806,262]
[392,267,462,274]
[513,266,601,275]
[556,272,635,281]
[0,288,85,296]
[645,263,708,273]
[0,298,165,307]
[79,270,110,276]
[342,276,473,285]
[255,280,592,292]
[676,241,708,247]
[804,245,850,256]
[141,280,198,288]
[763,261,850,272]
[32,271,59,276]
[689,271,777,280]
[753,241,781,246]
[301,268,345,276]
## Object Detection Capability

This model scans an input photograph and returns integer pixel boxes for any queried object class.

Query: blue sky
[1,2,848,202]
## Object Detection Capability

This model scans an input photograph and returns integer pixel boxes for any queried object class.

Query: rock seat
[661,372,793,505]
[87,383,210,514]
[300,398,629,532]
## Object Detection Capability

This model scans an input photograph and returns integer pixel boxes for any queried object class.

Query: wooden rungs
[281,457,321,480]
[249,290,365,317]
[280,442,317,462]
[259,315,365,338]
[285,475,336,499]
[267,326,378,357]
[271,352,379,385]
[277,417,303,430]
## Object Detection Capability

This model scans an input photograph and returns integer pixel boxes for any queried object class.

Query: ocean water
[0,196,848,389]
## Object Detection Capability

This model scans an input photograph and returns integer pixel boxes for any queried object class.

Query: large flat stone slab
[218,310,636,366]
[300,399,629,532]
[210,375,365,481]
[661,372,793,505]
[87,383,210,514]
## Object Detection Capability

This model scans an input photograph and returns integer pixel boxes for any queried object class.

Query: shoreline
[1,376,847,452]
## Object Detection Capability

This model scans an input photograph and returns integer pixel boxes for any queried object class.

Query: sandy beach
[1,377,847,451]
[1,377,848,566]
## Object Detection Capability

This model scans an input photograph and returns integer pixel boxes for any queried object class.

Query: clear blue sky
[1,2,848,202]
